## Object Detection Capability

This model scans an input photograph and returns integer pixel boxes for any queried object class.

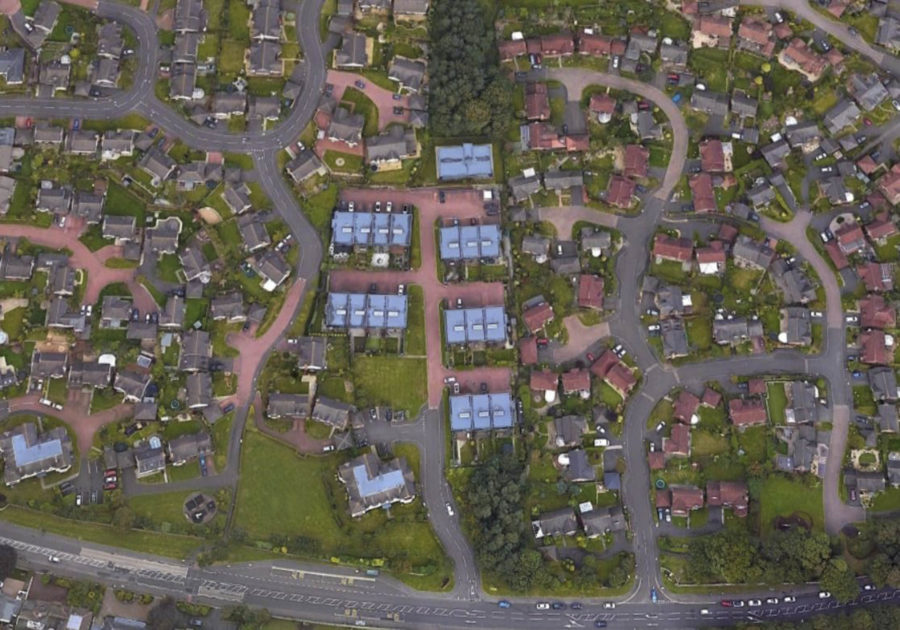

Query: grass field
[758,476,824,535]
[233,427,452,590]
[766,382,788,424]
[406,286,426,355]
[351,356,427,416]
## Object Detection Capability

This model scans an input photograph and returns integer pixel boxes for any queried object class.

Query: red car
[586,352,595,363]
[104,481,117,491]
[720,600,733,607]
[864,118,873,126]
[536,338,549,347]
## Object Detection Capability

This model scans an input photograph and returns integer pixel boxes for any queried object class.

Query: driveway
[537,205,619,239]
[326,70,409,131]
[550,315,610,365]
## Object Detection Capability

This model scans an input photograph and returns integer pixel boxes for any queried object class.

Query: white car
[655,421,666,433]
[603,602,616,609]
[612,56,620,70]
[748,599,762,607]
[700,609,710,615]
[765,597,779,604]
[535,602,550,610]
[818,591,831,599]
[48,556,60,563]
[783,596,796,603]
[446,502,454,516]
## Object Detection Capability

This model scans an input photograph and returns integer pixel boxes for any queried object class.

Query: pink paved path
[326,70,411,131]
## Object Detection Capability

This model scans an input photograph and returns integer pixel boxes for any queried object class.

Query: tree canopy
[428,0,512,138]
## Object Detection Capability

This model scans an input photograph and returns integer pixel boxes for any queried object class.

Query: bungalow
[580,227,611,258]
[692,14,733,49]
[848,73,889,111]
[267,393,310,418]
[589,93,616,123]
[335,32,368,68]
[732,235,775,270]
[824,98,862,135]
[525,82,551,121]
[690,173,716,213]
[673,390,700,425]
[652,234,693,264]
[779,38,827,82]
[605,175,637,209]
[560,448,595,482]
[551,415,588,448]
[561,368,590,399]
[714,316,763,346]
[577,274,605,310]
[100,296,132,328]
[530,370,558,403]
[690,90,729,116]
[522,300,554,333]
[254,250,291,291]
[857,262,894,292]
[531,507,578,539]
[237,214,271,252]
[286,149,326,183]
[338,452,415,518]
[779,306,812,346]
[544,170,584,192]
[30,350,67,380]
[312,396,354,431]
[579,505,626,537]
[870,366,899,402]
[860,294,896,329]
[521,235,550,263]
[771,259,817,304]
[861,329,891,365]
[623,144,650,179]
[663,424,691,458]
[589,350,636,397]
[706,480,748,517]
[761,139,791,169]
[660,318,689,358]
[728,398,768,427]
[186,372,212,409]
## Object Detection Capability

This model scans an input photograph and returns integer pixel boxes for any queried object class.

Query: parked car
[354,80,366,89]
[748,599,762,607]
[765,597,779,604]
[603,602,616,609]
[783,596,797,603]
[818,591,831,599]
[498,600,511,609]
[535,602,550,610]
[446,502,454,516]
[863,583,876,591]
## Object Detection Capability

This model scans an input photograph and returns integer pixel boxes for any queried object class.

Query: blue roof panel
[330,212,412,248]
[326,293,408,330]
[436,143,494,180]
[438,224,502,261]
[448,392,516,431]
[11,433,62,467]
[443,306,506,345]
[352,464,406,499]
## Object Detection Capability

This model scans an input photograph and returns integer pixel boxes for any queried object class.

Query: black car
[551,602,564,610]
[222,402,235,414]
[594,622,607,629]
[570,602,582,610]
[480,382,489,394]
[438,190,446,203]
[369,283,378,293]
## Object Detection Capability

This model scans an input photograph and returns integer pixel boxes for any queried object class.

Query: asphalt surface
[0,0,897,627]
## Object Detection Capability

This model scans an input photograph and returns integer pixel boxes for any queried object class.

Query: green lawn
[340,87,379,136]
[766,382,788,424]
[871,487,900,512]
[351,356,427,416]
[691,430,729,458]
[686,317,711,351]
[406,286,426,355]
[758,476,825,535]
[0,306,26,339]
[128,490,217,529]
[219,39,246,77]
[233,426,452,590]
[323,150,364,175]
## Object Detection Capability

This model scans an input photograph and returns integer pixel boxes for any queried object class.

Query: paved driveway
[537,205,619,239]
[326,70,409,131]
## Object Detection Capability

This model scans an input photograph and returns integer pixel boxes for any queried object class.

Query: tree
[820,558,859,603]
[0,546,15,582]
[146,597,179,630]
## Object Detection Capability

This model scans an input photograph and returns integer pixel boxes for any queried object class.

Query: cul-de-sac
[0,0,900,628]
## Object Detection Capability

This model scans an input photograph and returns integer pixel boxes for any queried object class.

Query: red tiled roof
[857,262,894,292]
[699,139,726,173]
[673,390,700,424]
[690,173,716,213]
[530,369,558,392]
[835,221,866,253]
[524,82,550,121]
[860,329,890,365]
[773,22,793,40]
[718,223,739,243]
[697,15,733,38]
[577,274,605,310]
[867,213,898,242]
[706,480,748,517]
[518,336,538,365]
[605,363,636,396]
[648,451,665,471]
[701,387,722,408]
[526,122,566,151]
[656,489,672,508]
[523,301,554,333]
[589,93,616,114]
[498,39,527,60]
[696,240,726,264]
[859,294,896,329]
[606,175,636,208]
[670,485,704,516]
[561,368,591,393]
[652,234,693,262]
[748,378,766,396]
[578,32,625,56]
[824,240,849,270]
[728,398,768,427]
[857,155,879,175]
[737,18,772,46]
[590,350,619,379]
[878,164,900,205]
[540,32,575,55]
[782,39,826,78]
[565,133,590,152]
[624,144,650,179]
[664,424,691,456]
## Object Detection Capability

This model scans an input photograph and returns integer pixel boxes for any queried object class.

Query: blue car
[672,92,682,103]
[498,600,511,609]
[651,588,658,603]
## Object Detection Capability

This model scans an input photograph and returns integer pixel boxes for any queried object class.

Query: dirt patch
[774,511,813,532]
[197,206,222,225]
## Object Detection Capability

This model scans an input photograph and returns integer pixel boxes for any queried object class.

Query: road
[0,0,893,626]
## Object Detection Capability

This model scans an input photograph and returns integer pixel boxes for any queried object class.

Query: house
[623,144,650,179]
[561,368,590,398]
[699,139,726,173]
[693,14,733,49]
[531,507,578,539]
[254,250,291,291]
[126,320,157,342]
[509,174,541,202]
[544,170,584,193]
[524,82,550,121]
[518,336,538,366]
[747,181,775,208]
[521,235,550,263]
[577,274,605,310]
[100,296,132,328]
[67,359,113,390]
[605,175,637,208]
[139,148,176,186]
[690,91,729,116]
[101,215,137,243]
[771,259,817,304]
[779,38,827,82]
[589,350,637,396]
[72,191,104,224]
[30,350,67,380]
[580,228,611,257]
[696,241,726,275]
[824,99,862,135]
[870,367,899,402]
[365,126,418,167]
[436,143,494,180]
[212,92,247,119]
[327,107,365,147]
[540,32,576,57]
[522,300,554,333]
[589,93,617,123]
[779,306,812,346]
[0,423,72,486]
[167,432,212,466]
[673,390,700,425]
[179,330,211,372]
[560,448,595,482]
[250,0,281,41]
[528,370,559,403]
[312,396,353,430]
[652,234,693,264]
[169,63,197,100]
[286,149,326,183]
[133,444,165,478]
[737,18,775,57]
[222,183,253,215]
[173,0,207,32]
[186,372,212,408]
[448,392,516,432]
[160,295,186,329]
[663,424,691,458]
[785,381,820,425]
[114,370,149,402]
[690,173,716,213]
[732,235,775,269]
[98,21,124,59]
[857,262,894,292]
[0,49,25,85]
[875,164,900,204]
[38,60,70,92]
[848,73,889,111]
[248,41,282,76]
[443,306,507,345]
[551,415,588,448]
[706,480,748,517]
[625,32,656,61]
[669,485,705,517]
[36,186,72,216]
[338,452,415,518]
[267,393,310,418]
[860,294,896,329]
[866,213,898,244]
[713,316,763,346]
[249,95,281,121]
[660,318,689,358]
[335,32,368,68]
[728,398,768,427]
[387,57,426,92]
[179,245,210,283]
[580,505,626,537]
[861,329,891,365]
[237,214,271,252]
[332,211,412,252]
[889,452,900,485]
[761,139,791,169]
[295,337,327,371]
[393,0,429,22]
[175,162,223,192]
[210,292,246,322]
[0,253,34,281]
[439,221,501,262]
[325,293,408,332]
[660,41,688,67]
[67,130,99,155]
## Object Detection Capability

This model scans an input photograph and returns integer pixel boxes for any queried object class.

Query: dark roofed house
[179,329,211,372]
[732,235,775,269]
[335,31,368,68]
[580,505,626,537]
[327,106,365,147]
[267,393,310,418]
[160,295,186,329]
[848,73,889,111]
[388,57,426,92]
[824,98,862,135]
[286,148,326,183]
[729,398,767,427]
[30,350,67,380]
[248,41,282,76]
[878,404,899,433]
[690,90,729,115]
[870,367,899,402]
[237,214,271,252]
[660,318,689,358]
[780,306,812,346]
[146,217,182,256]
[67,358,112,389]
[186,372,212,409]
[0,422,72,486]
[544,170,583,191]
[551,415,588,448]
[760,139,790,169]
[179,244,211,283]
[167,431,213,466]
[133,444,165,478]
[531,507,578,539]
[36,186,71,216]
[210,292,246,322]
[312,396,353,431]
[212,91,248,119]
[0,253,34,281]
[338,452,415,518]
[365,126,418,167]
[139,148,176,187]
[102,214,137,243]
[254,249,291,291]
[73,190,104,224]
[561,448,595,482]
[114,370,149,403]
[295,337,327,371]
[222,182,253,215]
